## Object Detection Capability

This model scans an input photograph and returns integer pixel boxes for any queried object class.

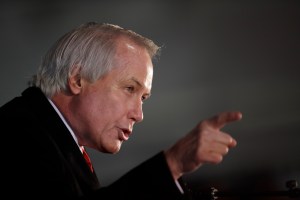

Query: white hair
[29,22,160,98]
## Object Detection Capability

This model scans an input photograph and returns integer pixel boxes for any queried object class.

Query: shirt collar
[48,98,82,152]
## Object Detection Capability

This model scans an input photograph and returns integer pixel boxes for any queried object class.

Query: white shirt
[48,99,82,153]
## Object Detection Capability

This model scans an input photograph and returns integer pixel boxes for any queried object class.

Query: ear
[68,67,82,95]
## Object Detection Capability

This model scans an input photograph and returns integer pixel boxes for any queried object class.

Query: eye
[141,96,146,101]
[141,94,150,102]
[126,86,134,93]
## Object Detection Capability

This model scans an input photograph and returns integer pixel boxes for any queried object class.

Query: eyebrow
[130,77,142,87]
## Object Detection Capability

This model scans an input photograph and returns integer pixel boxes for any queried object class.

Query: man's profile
[0,22,242,199]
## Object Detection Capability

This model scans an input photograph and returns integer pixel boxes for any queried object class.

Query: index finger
[208,111,242,129]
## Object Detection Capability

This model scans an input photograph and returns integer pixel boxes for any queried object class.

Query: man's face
[73,38,153,153]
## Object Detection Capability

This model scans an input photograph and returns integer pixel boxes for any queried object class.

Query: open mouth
[119,128,132,141]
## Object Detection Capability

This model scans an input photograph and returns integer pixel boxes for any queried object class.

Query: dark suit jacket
[1,87,192,199]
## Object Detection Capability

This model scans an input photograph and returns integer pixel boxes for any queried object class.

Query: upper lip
[120,128,132,135]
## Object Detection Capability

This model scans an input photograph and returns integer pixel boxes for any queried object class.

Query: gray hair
[29,22,160,98]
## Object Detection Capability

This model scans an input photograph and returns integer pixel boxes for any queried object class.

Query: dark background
[1,0,299,198]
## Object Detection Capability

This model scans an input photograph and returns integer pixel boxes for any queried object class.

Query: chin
[110,147,121,154]
[102,142,122,154]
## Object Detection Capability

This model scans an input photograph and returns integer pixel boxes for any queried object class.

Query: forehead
[110,38,154,89]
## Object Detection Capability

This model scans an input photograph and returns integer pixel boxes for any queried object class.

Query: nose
[128,100,143,123]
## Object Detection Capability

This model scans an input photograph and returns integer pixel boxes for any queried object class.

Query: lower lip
[120,131,129,141]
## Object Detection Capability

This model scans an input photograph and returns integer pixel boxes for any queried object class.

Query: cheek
[78,86,129,129]
[83,93,126,127]
[101,101,126,121]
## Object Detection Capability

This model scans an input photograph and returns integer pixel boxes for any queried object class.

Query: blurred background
[1,0,299,199]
